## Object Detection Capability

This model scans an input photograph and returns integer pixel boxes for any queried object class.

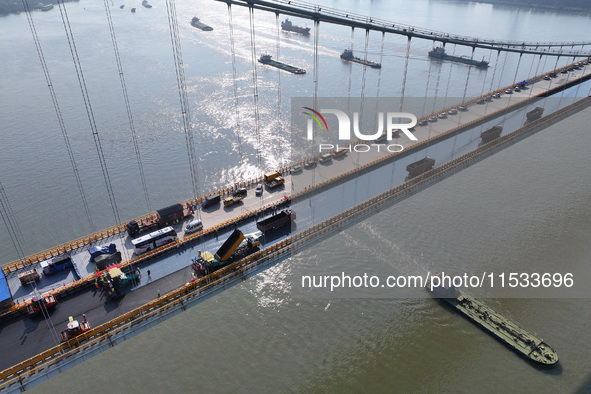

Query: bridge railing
[241,0,591,52]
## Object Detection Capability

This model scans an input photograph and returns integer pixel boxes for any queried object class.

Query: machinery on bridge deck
[26,292,57,316]
[59,316,91,342]
[192,230,262,277]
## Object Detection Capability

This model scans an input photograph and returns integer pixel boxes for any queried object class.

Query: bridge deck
[4,60,591,306]
[1,58,590,380]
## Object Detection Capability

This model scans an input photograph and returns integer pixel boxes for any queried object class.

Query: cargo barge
[258,54,306,74]
[281,19,310,36]
[427,281,558,365]
[428,47,489,68]
[340,49,381,69]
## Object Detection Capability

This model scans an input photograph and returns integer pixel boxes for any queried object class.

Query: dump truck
[127,203,194,237]
[264,171,285,188]
[256,209,295,233]
[192,230,261,277]
[214,229,245,262]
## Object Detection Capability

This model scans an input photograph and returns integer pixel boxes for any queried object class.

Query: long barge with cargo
[428,47,489,68]
[258,54,306,74]
[340,49,381,68]
[427,281,558,365]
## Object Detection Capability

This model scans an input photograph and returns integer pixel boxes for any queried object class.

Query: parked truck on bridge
[256,209,295,233]
[126,203,193,237]
[264,171,285,188]
[192,229,261,277]
[40,254,73,275]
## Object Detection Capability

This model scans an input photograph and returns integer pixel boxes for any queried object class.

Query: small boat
[480,125,503,143]
[526,107,544,121]
[142,0,152,8]
[39,3,53,11]
[281,19,310,36]
[191,16,213,31]
[406,157,435,178]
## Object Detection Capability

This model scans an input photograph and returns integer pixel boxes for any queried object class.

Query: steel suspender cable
[227,4,244,167]
[374,32,385,108]
[0,181,26,261]
[248,6,263,175]
[443,43,456,106]
[347,27,354,102]
[460,46,476,107]
[165,0,200,206]
[399,36,412,111]
[512,53,523,86]
[311,18,320,226]
[488,51,501,96]
[57,0,121,225]
[358,29,370,145]
[479,50,494,98]
[276,13,282,148]
[22,0,95,230]
[102,0,151,212]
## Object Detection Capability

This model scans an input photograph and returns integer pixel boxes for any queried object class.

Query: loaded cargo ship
[428,47,489,68]
[340,49,381,69]
[258,54,306,74]
[280,19,310,36]
[427,281,558,365]
[191,16,213,31]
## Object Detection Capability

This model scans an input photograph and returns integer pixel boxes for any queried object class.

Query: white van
[184,219,203,234]
[319,154,332,163]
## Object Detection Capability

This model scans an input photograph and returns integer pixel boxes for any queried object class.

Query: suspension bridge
[0,0,590,391]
